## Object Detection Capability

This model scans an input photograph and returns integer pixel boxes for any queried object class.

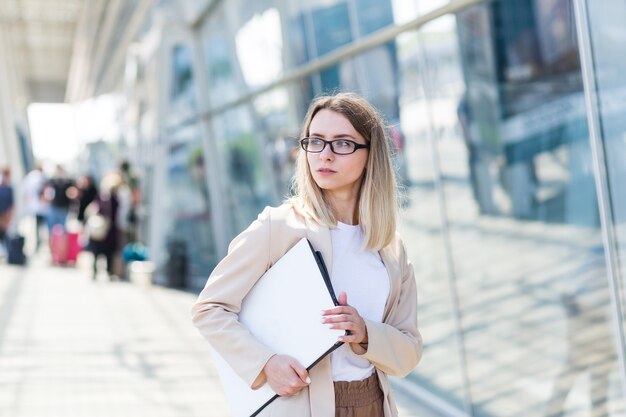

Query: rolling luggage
[50,225,67,264]
[50,225,81,265]
[7,234,26,265]
[65,231,81,263]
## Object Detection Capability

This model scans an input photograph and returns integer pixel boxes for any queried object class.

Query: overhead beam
[97,0,156,96]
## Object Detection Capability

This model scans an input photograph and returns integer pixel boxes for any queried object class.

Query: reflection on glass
[202,1,288,105]
[211,106,274,232]
[169,44,197,118]
[391,0,420,24]
[252,87,301,195]
[311,2,354,92]
[234,7,283,88]
[396,16,468,413]
[203,8,240,108]
[406,0,626,415]
[356,0,395,35]
[544,245,618,417]
[284,0,396,95]
[586,0,626,324]
[165,123,216,288]
[169,0,626,414]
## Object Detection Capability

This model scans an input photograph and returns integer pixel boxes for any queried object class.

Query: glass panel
[164,122,217,289]
[201,6,242,108]
[169,44,197,120]
[355,0,395,35]
[311,2,352,56]
[233,7,284,88]
[412,0,626,415]
[586,0,626,332]
[251,86,302,195]
[210,104,275,233]
[391,0,421,24]
[202,1,287,101]
[283,0,396,96]
[396,18,468,412]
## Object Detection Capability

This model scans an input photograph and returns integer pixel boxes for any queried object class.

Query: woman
[88,173,120,281]
[76,175,98,224]
[192,92,422,417]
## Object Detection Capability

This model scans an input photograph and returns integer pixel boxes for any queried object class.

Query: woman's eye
[335,140,351,148]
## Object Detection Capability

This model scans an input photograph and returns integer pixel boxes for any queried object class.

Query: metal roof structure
[0,0,83,103]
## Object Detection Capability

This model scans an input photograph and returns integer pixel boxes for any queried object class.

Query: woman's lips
[317,168,336,175]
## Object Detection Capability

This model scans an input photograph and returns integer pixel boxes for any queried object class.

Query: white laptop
[210,238,344,417]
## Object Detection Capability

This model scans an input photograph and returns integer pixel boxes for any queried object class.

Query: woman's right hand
[262,354,311,397]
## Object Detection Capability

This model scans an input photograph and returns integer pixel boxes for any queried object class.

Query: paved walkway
[0,251,440,417]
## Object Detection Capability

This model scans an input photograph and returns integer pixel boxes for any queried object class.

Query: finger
[289,379,305,389]
[291,361,311,384]
[322,306,351,315]
[283,383,305,397]
[322,314,350,323]
[339,333,362,343]
[328,321,357,331]
[279,379,305,397]
[338,291,348,306]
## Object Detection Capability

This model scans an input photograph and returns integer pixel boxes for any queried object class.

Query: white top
[21,169,48,215]
[329,222,390,381]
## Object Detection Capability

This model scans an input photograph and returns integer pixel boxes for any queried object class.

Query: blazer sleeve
[191,206,276,389]
[359,241,423,377]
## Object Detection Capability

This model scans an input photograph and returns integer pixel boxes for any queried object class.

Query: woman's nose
[319,143,334,159]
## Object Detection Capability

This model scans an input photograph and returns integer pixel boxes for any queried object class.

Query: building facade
[65,0,626,415]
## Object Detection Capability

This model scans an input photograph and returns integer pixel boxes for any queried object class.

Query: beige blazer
[192,204,422,417]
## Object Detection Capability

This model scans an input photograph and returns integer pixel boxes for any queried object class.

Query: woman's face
[306,109,369,199]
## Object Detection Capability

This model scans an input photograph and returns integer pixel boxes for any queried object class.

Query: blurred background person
[76,174,98,225]
[0,166,14,250]
[115,160,140,278]
[86,172,121,281]
[44,164,78,233]
[21,164,48,252]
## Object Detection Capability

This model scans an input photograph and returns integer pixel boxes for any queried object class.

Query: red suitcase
[50,226,81,265]
[50,225,67,264]
[65,231,81,263]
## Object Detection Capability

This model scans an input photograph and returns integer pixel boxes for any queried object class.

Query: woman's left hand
[321,292,368,344]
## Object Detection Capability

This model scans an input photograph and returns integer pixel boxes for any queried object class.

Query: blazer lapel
[379,246,400,321]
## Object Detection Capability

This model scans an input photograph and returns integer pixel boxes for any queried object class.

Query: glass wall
[420,0,625,415]
[210,104,275,233]
[251,87,301,195]
[202,5,248,108]
[199,0,626,414]
[128,0,626,415]
[164,122,217,288]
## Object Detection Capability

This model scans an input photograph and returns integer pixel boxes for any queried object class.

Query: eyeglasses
[300,137,370,155]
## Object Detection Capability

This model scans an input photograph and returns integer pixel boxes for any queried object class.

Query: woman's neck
[327,192,359,225]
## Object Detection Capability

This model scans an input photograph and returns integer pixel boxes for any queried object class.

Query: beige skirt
[334,372,384,417]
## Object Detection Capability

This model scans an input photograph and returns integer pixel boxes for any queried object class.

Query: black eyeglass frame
[299,137,370,155]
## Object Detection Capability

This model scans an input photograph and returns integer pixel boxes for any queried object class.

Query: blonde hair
[288,92,398,251]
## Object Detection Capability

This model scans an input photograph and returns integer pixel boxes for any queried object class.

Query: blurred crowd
[0,161,142,281]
